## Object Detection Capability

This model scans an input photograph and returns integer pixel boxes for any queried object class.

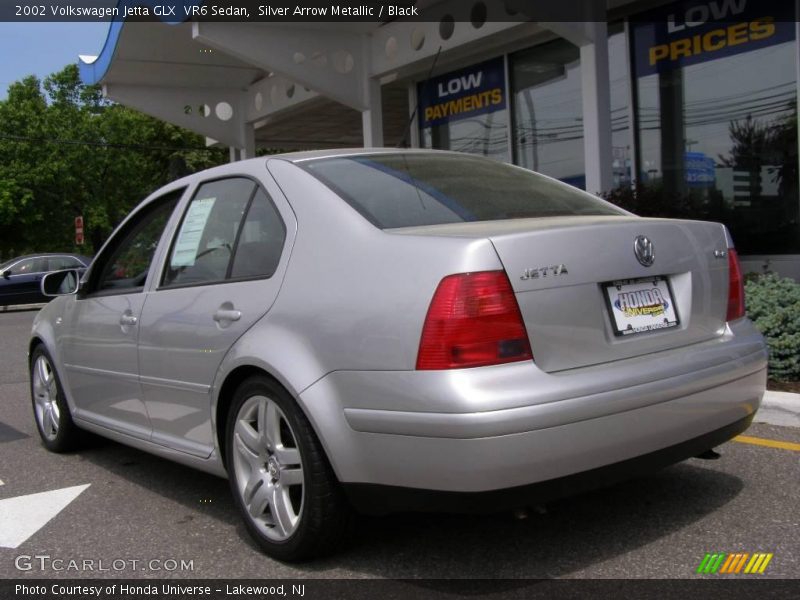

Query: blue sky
[0,23,109,98]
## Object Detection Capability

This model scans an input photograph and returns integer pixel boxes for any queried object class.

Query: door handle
[119,314,138,326]
[213,309,242,323]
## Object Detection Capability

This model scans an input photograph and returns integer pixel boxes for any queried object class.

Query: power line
[0,133,217,153]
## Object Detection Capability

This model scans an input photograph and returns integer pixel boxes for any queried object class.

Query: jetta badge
[634,235,655,267]
[520,264,568,280]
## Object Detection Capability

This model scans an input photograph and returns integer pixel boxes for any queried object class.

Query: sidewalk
[756,390,800,428]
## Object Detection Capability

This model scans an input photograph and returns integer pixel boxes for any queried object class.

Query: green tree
[0,64,226,260]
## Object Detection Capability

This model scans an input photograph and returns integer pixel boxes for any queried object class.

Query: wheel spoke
[269,486,296,537]
[248,480,271,518]
[280,467,303,487]
[234,431,260,470]
[243,471,264,504]
[275,446,300,466]
[34,388,47,408]
[234,418,261,456]
[32,368,44,396]
[43,404,57,435]
[38,358,51,388]
[263,401,281,451]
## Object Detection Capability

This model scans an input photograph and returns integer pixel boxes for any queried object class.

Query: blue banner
[418,57,506,128]
[685,152,716,187]
[632,0,795,77]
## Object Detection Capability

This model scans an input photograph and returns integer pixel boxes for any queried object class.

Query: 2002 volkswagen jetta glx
[30,149,767,560]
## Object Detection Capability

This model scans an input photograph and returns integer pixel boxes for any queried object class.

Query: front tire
[30,345,81,452]
[225,375,352,561]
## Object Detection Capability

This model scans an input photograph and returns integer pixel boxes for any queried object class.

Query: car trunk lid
[392,216,731,372]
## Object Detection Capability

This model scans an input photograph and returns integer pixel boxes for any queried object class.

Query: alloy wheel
[32,354,60,441]
[231,394,304,541]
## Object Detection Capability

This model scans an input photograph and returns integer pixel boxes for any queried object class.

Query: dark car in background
[0,254,91,308]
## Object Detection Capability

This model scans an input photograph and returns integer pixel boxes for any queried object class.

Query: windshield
[302,153,624,229]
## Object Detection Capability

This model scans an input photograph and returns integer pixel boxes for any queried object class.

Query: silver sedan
[30,149,767,560]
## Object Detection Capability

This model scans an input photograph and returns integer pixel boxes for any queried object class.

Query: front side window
[91,190,182,293]
[303,153,623,229]
[13,258,47,274]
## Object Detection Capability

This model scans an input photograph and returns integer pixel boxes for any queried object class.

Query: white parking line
[0,479,4,486]
[0,484,90,548]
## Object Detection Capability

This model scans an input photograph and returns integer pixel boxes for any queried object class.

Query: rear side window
[163,178,255,287]
[47,256,83,270]
[229,188,286,279]
[303,153,623,229]
[162,178,286,287]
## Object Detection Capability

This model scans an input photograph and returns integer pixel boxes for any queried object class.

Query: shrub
[744,273,800,381]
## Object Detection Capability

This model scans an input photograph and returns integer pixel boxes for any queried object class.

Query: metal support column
[580,21,613,195]
[362,78,384,147]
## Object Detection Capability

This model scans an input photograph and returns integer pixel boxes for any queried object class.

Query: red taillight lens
[727,248,745,321]
[416,271,533,370]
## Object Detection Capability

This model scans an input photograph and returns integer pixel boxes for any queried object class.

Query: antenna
[398,45,442,148]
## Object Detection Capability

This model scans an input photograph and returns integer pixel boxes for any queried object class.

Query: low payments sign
[418,57,506,129]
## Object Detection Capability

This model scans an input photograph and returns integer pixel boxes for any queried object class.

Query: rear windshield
[302,153,623,229]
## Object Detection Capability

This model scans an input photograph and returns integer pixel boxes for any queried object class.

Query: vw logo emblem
[634,235,655,267]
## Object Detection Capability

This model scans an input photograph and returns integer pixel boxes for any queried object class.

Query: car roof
[269,147,452,163]
[3,253,91,263]
[153,148,461,201]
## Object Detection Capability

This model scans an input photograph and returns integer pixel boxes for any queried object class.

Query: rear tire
[30,345,82,452]
[225,375,353,561]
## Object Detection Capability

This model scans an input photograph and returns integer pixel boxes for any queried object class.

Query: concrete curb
[756,390,800,428]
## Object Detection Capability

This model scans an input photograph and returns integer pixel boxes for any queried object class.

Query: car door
[137,176,291,457]
[59,190,183,438]
[1,257,47,304]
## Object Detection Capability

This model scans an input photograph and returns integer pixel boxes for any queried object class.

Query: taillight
[416,271,533,370]
[727,248,745,321]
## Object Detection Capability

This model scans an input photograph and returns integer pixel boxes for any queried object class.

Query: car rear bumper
[299,318,767,499]
[341,413,754,515]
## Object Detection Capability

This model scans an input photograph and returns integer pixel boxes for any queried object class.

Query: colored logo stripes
[696,552,773,574]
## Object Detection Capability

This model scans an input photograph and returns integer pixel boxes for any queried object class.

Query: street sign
[75,216,84,246]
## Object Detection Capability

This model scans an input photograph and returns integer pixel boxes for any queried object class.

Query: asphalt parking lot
[0,308,798,580]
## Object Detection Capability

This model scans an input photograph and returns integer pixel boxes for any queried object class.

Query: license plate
[603,276,679,337]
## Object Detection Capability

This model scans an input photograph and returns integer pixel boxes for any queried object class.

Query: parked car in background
[29,150,767,561]
[0,254,91,308]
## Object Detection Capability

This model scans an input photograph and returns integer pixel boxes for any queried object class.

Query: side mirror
[1,270,10,279]
[41,269,80,297]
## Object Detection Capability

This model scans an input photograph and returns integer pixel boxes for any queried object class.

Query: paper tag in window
[171,197,216,267]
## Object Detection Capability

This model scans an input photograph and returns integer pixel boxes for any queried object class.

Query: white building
[78,0,800,277]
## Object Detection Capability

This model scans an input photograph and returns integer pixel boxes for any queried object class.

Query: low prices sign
[631,0,795,77]
[75,215,84,246]
[418,57,506,129]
